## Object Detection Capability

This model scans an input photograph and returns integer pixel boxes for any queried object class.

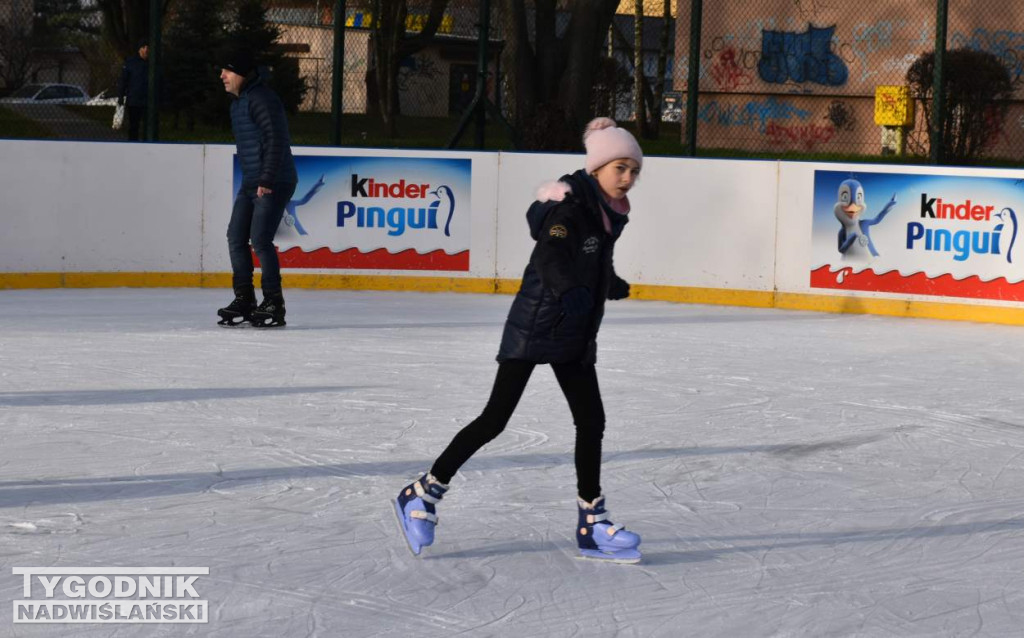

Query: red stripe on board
[811,265,1024,302]
[254,247,469,271]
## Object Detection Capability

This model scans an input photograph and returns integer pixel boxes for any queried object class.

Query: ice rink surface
[2,288,1024,637]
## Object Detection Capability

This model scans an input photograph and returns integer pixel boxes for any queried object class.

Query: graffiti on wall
[835,20,900,82]
[825,100,856,131]
[676,4,1024,156]
[690,17,936,92]
[765,121,836,149]
[705,38,758,91]
[952,28,1024,83]
[758,25,849,86]
[698,96,812,133]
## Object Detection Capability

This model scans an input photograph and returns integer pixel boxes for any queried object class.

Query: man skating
[217,48,298,328]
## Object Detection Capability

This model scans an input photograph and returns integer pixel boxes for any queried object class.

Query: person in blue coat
[117,39,149,141]
[395,118,645,563]
[216,48,298,328]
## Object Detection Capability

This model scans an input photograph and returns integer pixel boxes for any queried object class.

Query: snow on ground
[1,288,1024,637]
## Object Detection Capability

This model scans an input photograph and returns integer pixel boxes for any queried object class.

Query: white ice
[2,288,1024,637]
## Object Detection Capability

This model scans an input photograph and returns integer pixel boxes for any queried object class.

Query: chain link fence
[1,1,1021,165]
[680,0,1024,162]
[0,0,118,141]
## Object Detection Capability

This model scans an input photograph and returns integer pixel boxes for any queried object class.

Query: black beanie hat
[221,48,256,77]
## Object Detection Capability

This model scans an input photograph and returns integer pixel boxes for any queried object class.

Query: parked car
[86,88,119,107]
[0,83,90,105]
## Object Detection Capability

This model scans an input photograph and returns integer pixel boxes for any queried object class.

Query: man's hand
[257,186,273,198]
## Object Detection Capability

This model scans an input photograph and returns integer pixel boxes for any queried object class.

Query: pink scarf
[599,192,630,234]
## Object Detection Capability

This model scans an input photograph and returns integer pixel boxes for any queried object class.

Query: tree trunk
[371,0,398,139]
[371,0,449,139]
[649,0,671,138]
[633,0,645,136]
[558,0,618,134]
[501,1,618,150]
[96,0,170,58]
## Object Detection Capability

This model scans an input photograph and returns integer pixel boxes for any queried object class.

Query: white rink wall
[3,139,1024,324]
[1,140,206,273]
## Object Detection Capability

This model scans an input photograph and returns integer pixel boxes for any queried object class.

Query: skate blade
[392,499,423,556]
[577,548,642,564]
[217,310,250,327]
[250,319,286,328]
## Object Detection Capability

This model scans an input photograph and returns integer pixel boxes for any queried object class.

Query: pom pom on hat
[583,117,643,173]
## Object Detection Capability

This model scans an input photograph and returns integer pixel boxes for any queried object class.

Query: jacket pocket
[551,312,566,336]
[551,311,587,337]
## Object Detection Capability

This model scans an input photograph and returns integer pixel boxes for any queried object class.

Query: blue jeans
[227,182,296,298]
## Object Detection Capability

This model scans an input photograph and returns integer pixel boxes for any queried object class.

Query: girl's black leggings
[430,359,606,501]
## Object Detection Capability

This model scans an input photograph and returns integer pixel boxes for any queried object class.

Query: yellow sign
[346,12,454,34]
[874,85,914,127]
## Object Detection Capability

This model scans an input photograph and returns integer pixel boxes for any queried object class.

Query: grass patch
[67,107,518,149]
[24,107,1024,168]
[0,106,54,139]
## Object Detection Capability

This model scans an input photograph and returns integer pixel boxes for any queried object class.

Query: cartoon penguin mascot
[834,178,897,262]
[428,185,456,237]
[280,174,326,237]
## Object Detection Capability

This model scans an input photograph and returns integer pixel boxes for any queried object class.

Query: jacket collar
[239,72,263,97]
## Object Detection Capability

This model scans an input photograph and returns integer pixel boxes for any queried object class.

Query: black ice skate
[250,295,286,328]
[217,292,256,326]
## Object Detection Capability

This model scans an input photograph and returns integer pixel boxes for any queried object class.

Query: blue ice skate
[394,474,448,555]
[576,495,641,564]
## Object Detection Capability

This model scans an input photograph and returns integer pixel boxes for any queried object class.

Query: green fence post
[146,0,161,142]
[684,0,702,157]
[331,0,345,146]
[474,0,490,149]
[930,0,948,164]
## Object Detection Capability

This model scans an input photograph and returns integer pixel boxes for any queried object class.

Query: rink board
[3,139,1024,325]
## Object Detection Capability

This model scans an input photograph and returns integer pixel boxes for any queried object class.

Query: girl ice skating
[395,117,644,563]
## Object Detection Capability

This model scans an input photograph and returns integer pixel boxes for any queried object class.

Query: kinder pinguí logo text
[337,174,457,237]
[906,193,1017,263]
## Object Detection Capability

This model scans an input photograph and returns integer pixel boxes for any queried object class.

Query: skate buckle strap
[606,523,624,535]
[413,480,441,504]
[410,510,438,524]
[586,512,609,524]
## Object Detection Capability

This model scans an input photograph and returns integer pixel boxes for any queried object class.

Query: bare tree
[370,0,449,139]
[649,0,670,138]
[0,27,37,91]
[612,2,672,139]
[503,0,619,151]
[95,0,174,57]
[0,3,38,90]
[632,0,644,137]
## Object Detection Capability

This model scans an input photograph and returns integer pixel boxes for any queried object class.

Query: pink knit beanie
[583,117,643,173]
